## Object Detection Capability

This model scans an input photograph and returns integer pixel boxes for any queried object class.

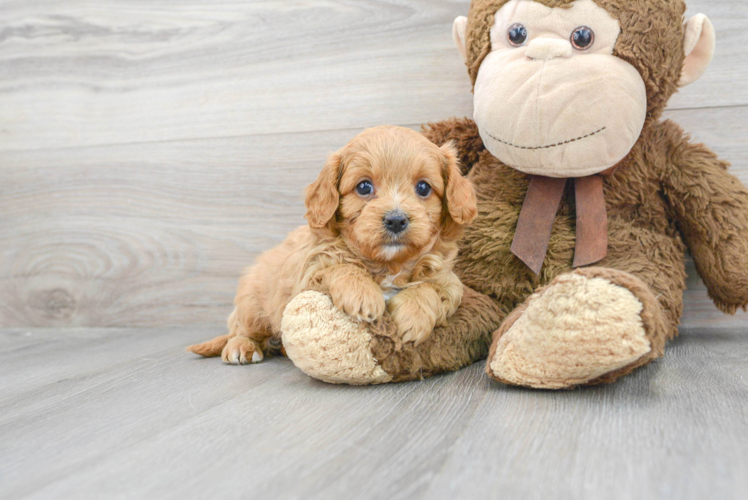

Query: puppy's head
[305,126,477,264]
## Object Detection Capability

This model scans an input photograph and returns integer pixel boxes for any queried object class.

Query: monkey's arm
[660,120,748,313]
[422,118,485,175]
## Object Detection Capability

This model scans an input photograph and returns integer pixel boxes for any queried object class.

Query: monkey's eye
[356,180,374,196]
[507,23,528,47]
[571,26,594,50]
[415,181,432,198]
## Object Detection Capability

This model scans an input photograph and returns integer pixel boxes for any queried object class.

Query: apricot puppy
[187,126,477,364]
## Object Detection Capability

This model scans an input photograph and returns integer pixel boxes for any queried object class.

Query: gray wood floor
[1,325,747,499]
[2,0,748,498]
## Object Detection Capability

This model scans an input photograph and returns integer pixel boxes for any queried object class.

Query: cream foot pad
[281,291,393,385]
[488,272,652,389]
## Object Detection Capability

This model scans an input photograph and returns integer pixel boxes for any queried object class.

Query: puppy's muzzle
[383,210,409,235]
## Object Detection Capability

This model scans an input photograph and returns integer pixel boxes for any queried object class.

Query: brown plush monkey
[280,0,748,389]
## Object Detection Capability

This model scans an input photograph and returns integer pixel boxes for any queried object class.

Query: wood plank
[0,0,472,151]
[0,327,488,499]
[419,331,748,500]
[0,326,746,499]
[0,327,243,408]
[2,106,747,328]
[0,128,352,327]
[0,0,746,152]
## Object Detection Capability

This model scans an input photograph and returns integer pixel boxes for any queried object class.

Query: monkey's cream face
[473,0,647,177]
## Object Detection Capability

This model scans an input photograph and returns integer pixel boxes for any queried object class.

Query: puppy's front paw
[389,297,437,346]
[330,281,386,323]
[221,337,264,365]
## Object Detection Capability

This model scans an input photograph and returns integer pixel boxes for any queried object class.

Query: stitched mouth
[486,126,606,151]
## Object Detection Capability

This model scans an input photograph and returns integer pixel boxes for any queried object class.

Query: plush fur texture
[283,286,506,383]
[282,291,393,385]
[281,0,748,389]
[487,268,660,389]
[424,115,748,386]
[187,126,477,363]
[287,110,748,387]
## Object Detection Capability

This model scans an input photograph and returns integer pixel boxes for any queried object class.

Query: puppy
[187,126,477,365]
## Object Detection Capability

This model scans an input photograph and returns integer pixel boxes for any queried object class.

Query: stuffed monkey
[280,0,748,389]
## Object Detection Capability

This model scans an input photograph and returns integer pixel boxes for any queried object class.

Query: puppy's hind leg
[220,336,264,365]
[186,334,230,357]
[187,267,274,365]
[186,323,266,365]
[218,305,270,365]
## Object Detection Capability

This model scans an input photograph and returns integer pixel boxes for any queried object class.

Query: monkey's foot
[281,291,393,385]
[487,268,664,389]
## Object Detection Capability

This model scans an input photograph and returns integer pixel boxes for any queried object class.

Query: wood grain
[0,326,746,499]
[2,107,746,327]
[0,0,746,153]
[1,2,747,498]
[1,0,747,328]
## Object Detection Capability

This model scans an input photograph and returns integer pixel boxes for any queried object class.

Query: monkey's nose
[525,38,572,60]
[383,211,409,234]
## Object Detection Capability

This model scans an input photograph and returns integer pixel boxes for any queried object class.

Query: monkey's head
[453,0,715,177]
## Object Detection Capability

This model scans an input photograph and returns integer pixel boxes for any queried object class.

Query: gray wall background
[1,0,746,328]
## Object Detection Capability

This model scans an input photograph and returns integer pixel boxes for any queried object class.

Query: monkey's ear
[453,16,468,63]
[441,142,476,225]
[680,14,715,87]
[304,152,341,229]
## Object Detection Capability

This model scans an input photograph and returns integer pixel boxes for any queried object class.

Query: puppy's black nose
[383,211,409,234]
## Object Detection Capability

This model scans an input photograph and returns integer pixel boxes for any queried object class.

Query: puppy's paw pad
[390,301,436,346]
[221,337,264,365]
[398,324,434,346]
[357,295,386,323]
[400,327,432,346]
[332,284,386,323]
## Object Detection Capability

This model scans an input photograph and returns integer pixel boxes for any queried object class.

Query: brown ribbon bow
[511,174,608,275]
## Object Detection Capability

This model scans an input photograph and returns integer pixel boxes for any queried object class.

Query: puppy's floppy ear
[305,152,342,229]
[441,142,477,225]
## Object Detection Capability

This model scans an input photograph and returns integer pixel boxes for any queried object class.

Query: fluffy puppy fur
[187,126,477,364]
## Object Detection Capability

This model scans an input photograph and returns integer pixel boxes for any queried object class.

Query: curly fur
[187,126,477,362]
[354,0,748,387]
[202,0,748,389]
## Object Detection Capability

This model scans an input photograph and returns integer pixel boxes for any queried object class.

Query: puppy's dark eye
[571,26,594,50]
[507,23,528,47]
[415,181,432,197]
[356,180,374,196]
